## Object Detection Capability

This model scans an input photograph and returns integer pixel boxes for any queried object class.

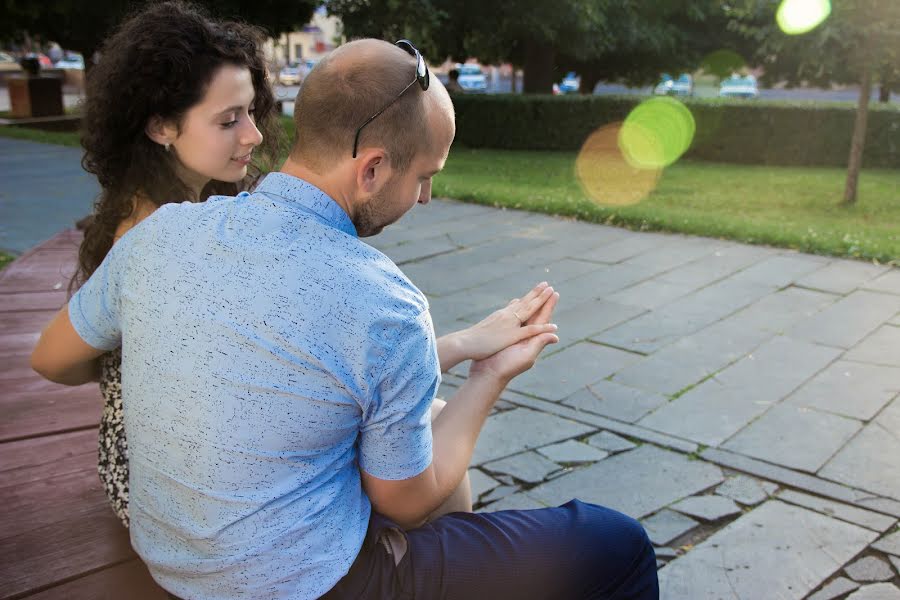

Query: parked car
[55,53,84,70]
[654,73,693,96]
[456,64,487,93]
[559,71,581,94]
[0,52,23,74]
[278,59,316,86]
[719,74,759,99]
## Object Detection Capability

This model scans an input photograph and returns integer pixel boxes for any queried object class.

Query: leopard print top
[98,347,129,527]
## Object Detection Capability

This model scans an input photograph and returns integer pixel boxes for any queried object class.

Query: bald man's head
[290,39,454,174]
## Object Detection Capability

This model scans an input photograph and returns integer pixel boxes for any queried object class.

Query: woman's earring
[164,142,170,152]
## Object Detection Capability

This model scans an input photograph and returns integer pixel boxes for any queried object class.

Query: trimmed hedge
[452,94,900,168]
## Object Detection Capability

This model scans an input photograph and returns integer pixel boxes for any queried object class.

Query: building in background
[266,6,343,70]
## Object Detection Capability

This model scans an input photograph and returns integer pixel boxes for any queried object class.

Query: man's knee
[570,500,654,566]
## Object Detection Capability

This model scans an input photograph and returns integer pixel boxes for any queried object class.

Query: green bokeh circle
[618,97,696,170]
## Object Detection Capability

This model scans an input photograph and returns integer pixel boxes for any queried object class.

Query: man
[32,39,657,599]
[446,67,464,94]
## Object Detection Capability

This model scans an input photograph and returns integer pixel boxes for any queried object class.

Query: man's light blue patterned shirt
[69,173,439,599]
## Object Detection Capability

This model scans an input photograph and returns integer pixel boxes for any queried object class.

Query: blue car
[654,73,693,97]
[456,64,487,93]
[559,72,581,94]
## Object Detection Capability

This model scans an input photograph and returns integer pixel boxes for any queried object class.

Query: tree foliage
[327,0,751,93]
[1,0,319,66]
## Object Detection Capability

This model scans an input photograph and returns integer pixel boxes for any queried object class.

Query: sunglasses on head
[352,39,430,158]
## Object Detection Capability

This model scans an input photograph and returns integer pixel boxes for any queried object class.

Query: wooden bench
[0,230,168,600]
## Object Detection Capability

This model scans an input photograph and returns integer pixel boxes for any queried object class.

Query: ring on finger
[512,310,524,325]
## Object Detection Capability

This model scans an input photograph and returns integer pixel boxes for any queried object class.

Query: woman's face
[169,64,264,193]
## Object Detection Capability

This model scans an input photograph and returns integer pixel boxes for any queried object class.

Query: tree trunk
[522,39,555,94]
[879,83,891,103]
[843,65,873,205]
[579,64,603,95]
[511,66,518,94]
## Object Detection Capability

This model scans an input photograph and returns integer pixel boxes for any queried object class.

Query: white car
[456,64,487,93]
[719,74,759,99]
[55,54,85,70]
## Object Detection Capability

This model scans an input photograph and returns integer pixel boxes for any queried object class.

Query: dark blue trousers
[321,499,659,600]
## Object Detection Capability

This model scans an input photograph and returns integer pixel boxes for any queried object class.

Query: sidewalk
[2,136,899,598]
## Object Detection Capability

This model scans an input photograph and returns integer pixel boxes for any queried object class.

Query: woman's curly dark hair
[74,1,282,289]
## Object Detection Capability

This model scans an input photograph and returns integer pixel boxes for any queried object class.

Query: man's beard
[354,181,400,238]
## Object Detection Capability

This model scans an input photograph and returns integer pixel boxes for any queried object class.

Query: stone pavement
[3,136,899,598]
[367,200,900,599]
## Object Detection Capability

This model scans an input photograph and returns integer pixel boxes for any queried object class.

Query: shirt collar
[253,172,357,238]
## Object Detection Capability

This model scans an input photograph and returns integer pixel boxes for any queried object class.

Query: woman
[72,1,282,527]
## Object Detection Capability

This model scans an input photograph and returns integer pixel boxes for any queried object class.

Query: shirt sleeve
[68,237,128,351]
[358,309,439,480]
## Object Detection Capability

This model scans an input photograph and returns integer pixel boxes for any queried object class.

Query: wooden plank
[0,386,101,443]
[0,429,96,485]
[0,466,108,540]
[0,310,57,335]
[0,290,68,313]
[0,504,137,600]
[0,332,40,358]
[24,560,169,600]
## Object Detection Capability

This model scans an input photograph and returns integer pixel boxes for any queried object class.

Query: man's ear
[145,116,177,148]
[355,148,393,197]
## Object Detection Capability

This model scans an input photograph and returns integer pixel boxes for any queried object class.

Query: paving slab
[715,475,769,506]
[528,445,724,519]
[788,291,900,349]
[784,360,900,421]
[846,583,900,600]
[611,318,773,396]
[639,335,841,446]
[594,277,776,354]
[640,509,700,546]
[776,490,898,533]
[585,430,637,454]
[605,278,699,311]
[553,262,657,307]
[843,325,900,367]
[797,260,890,295]
[468,468,500,500]
[656,244,775,288]
[577,232,675,264]
[480,484,519,504]
[891,556,900,575]
[670,495,742,521]
[482,451,561,484]
[480,492,547,512]
[547,298,645,350]
[381,235,461,265]
[658,500,879,600]
[808,577,861,600]
[820,398,900,500]
[725,285,839,335]
[872,530,900,556]
[563,382,667,423]
[861,269,900,296]
[536,440,608,464]
[723,403,862,473]
[508,341,642,401]
[845,556,895,583]
[702,447,900,518]
[471,408,594,465]
[727,253,829,288]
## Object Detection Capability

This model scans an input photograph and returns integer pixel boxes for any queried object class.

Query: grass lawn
[433,148,900,263]
[0,251,15,271]
[3,122,898,262]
